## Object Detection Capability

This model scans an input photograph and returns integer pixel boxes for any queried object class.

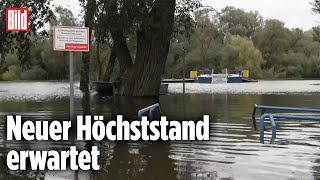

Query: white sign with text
[53,26,89,52]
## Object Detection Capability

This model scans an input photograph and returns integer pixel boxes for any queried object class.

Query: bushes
[2,71,19,81]
[20,66,46,80]
[1,65,21,81]
[1,65,46,81]
[302,56,320,78]
[223,36,265,79]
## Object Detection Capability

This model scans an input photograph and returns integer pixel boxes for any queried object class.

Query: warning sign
[53,26,89,52]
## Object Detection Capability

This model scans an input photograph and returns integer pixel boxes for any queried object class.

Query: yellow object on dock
[242,70,249,78]
[190,71,198,78]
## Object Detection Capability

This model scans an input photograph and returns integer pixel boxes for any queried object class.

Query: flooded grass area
[169,80,320,94]
[0,81,319,179]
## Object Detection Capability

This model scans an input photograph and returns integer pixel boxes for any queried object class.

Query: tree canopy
[2,2,320,94]
[0,0,54,67]
[223,35,264,78]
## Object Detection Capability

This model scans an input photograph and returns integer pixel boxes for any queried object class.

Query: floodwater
[0,81,319,180]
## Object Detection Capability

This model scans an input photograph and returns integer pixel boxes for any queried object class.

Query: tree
[311,26,320,43]
[253,19,291,70]
[79,0,97,92]
[52,6,77,26]
[193,9,220,64]
[219,7,263,38]
[44,6,79,80]
[1,6,81,81]
[165,8,223,78]
[0,0,54,68]
[223,35,265,78]
[95,0,200,96]
[312,0,320,13]
[301,56,320,78]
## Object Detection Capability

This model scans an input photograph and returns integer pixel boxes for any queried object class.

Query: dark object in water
[228,77,258,83]
[93,81,113,95]
[93,81,169,95]
[197,77,212,84]
[159,84,169,95]
[227,76,243,83]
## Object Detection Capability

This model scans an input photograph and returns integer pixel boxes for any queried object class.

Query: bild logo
[6,8,29,32]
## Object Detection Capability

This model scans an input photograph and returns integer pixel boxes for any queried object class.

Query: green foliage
[0,6,82,81]
[301,56,320,78]
[52,6,78,26]
[253,19,290,69]
[20,66,46,80]
[220,7,263,38]
[0,0,54,66]
[252,18,320,78]
[165,7,320,80]
[2,4,320,82]
[95,0,201,38]
[223,36,264,78]
[311,26,320,43]
[90,42,112,80]
[2,65,21,81]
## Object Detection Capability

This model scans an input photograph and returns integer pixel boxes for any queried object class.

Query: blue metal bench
[252,104,320,143]
[138,103,162,120]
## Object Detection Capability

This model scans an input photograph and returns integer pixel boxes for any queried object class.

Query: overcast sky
[53,0,320,30]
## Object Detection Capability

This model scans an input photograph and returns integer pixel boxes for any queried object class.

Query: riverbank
[169,80,320,94]
[1,80,320,101]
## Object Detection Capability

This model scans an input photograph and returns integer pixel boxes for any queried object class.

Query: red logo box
[6,8,29,32]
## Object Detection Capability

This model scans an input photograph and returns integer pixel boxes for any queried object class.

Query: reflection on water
[0,82,319,180]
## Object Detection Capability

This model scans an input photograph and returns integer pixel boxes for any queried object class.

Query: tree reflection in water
[92,141,176,180]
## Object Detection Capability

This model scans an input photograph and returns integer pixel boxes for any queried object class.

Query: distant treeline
[166,7,320,79]
[1,6,320,81]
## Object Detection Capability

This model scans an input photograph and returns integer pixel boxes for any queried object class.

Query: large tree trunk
[80,0,96,92]
[107,0,133,75]
[114,0,176,96]
[103,47,117,82]
[96,41,104,80]
[80,52,90,92]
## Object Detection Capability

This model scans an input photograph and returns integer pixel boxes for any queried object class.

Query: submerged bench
[252,104,320,143]
[138,103,162,120]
